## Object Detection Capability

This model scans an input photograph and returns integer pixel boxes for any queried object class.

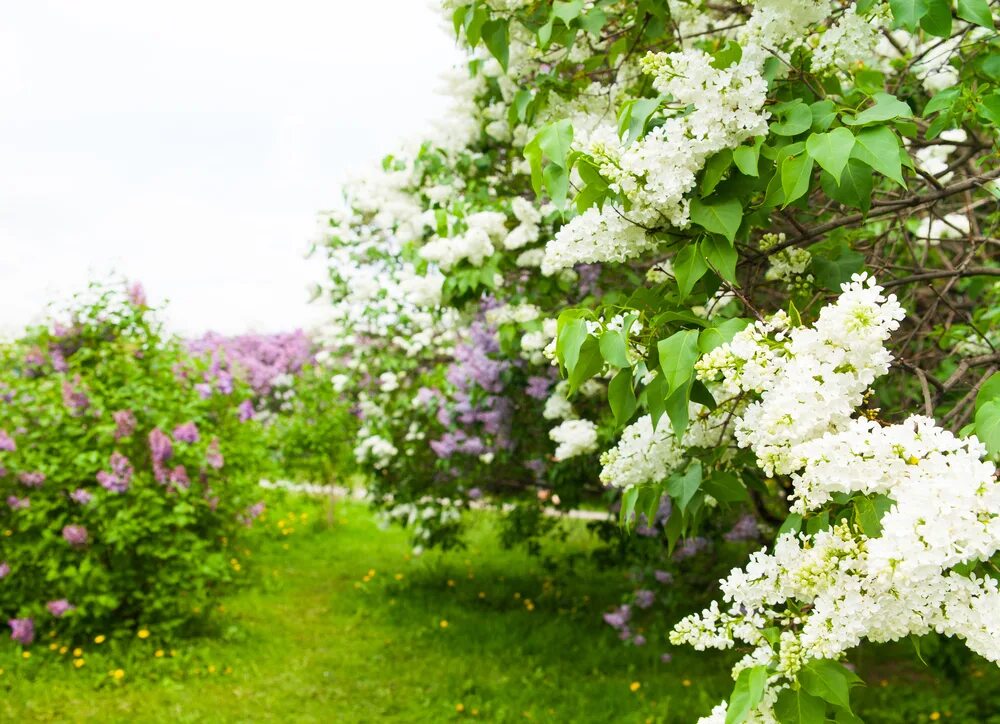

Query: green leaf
[811,242,865,289]
[619,97,663,145]
[645,374,668,430]
[975,400,1000,456]
[800,659,862,712]
[889,0,930,31]
[657,329,701,396]
[701,236,738,283]
[712,40,743,70]
[851,126,904,187]
[690,196,743,242]
[771,101,813,136]
[774,688,827,724]
[778,513,803,536]
[464,4,489,45]
[855,493,894,537]
[690,379,717,410]
[673,244,709,299]
[538,119,574,170]
[609,369,637,426]
[701,149,733,196]
[481,19,510,72]
[666,461,702,513]
[821,159,873,212]
[699,318,749,353]
[921,0,953,35]
[806,128,856,182]
[843,92,913,126]
[957,0,995,28]
[810,100,837,131]
[556,315,589,374]
[620,485,639,527]
[980,91,1000,126]
[567,337,604,393]
[599,330,630,368]
[733,143,760,177]
[525,120,575,205]
[924,87,960,117]
[781,151,815,206]
[976,372,1000,411]
[702,471,749,503]
[451,6,469,36]
[726,665,768,724]
[553,0,584,24]
[665,379,692,439]
[579,7,607,34]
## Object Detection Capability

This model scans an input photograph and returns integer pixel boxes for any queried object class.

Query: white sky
[0,0,460,335]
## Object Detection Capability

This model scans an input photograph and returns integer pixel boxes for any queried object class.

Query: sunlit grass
[1,499,997,722]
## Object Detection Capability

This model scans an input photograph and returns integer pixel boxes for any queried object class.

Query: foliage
[5,502,1000,722]
[315,0,1000,719]
[0,284,269,643]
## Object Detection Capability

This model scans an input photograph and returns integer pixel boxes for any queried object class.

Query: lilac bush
[0,283,269,644]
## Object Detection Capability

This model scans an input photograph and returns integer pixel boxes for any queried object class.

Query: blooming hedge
[317,0,1000,720]
[0,285,269,644]
[187,330,358,484]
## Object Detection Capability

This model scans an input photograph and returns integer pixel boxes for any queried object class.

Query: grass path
[0,500,729,722]
[2,499,998,722]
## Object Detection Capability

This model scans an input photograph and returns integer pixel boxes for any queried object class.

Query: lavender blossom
[62,525,89,547]
[98,451,134,493]
[173,421,199,443]
[169,465,190,489]
[634,589,656,609]
[70,489,93,505]
[654,570,674,585]
[240,501,265,526]
[0,429,16,451]
[112,409,137,440]
[525,375,552,400]
[18,471,45,488]
[128,281,147,307]
[206,438,224,469]
[46,599,75,617]
[8,618,34,645]
[0,561,9,579]
[603,604,632,629]
[237,399,255,421]
[723,514,761,542]
[7,496,30,510]
[148,428,173,483]
[61,377,90,413]
[673,536,710,561]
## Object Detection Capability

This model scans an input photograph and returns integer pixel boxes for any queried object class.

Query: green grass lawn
[2,498,998,723]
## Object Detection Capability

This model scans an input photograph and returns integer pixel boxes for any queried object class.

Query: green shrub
[0,284,269,644]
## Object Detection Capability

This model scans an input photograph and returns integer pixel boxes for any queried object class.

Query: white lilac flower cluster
[548,419,600,461]
[697,274,906,476]
[599,404,730,489]
[810,3,886,73]
[353,430,398,470]
[542,50,769,273]
[419,210,509,270]
[670,277,1000,723]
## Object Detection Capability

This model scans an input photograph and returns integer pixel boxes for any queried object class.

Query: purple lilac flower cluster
[429,321,513,461]
[187,330,313,398]
[98,451,134,493]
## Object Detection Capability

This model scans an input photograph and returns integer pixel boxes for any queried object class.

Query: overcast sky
[0,0,459,336]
